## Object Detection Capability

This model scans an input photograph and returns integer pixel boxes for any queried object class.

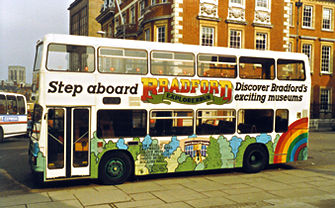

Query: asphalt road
[0,132,334,197]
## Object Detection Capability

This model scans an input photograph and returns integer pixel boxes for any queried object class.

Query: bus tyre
[99,152,132,185]
[0,128,4,143]
[243,145,268,173]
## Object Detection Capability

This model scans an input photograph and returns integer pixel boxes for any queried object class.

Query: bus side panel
[90,130,298,177]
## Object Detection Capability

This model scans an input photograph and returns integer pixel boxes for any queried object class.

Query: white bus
[0,92,27,142]
[29,34,310,184]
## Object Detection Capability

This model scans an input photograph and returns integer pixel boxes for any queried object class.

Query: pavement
[1,164,335,208]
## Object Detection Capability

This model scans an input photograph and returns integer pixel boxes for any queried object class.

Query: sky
[0,0,74,83]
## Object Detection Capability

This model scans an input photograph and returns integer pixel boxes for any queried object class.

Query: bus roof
[40,34,308,61]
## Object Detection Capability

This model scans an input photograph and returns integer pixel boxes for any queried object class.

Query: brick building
[96,0,290,52]
[289,0,335,129]
[71,0,335,129]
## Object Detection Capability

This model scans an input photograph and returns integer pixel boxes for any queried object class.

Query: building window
[289,3,294,27]
[157,26,166,42]
[288,42,293,52]
[201,27,214,46]
[320,89,331,112]
[139,0,145,17]
[322,8,332,30]
[130,7,136,24]
[145,29,150,41]
[302,44,312,70]
[256,0,268,9]
[229,30,242,49]
[230,0,242,5]
[256,32,267,50]
[302,5,313,28]
[70,6,88,36]
[321,45,331,73]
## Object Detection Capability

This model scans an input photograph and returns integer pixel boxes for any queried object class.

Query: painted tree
[151,154,168,174]
[204,137,222,170]
[217,136,234,168]
[142,139,167,173]
[165,147,182,172]
[175,152,197,172]
[134,154,149,175]
[128,137,142,161]
[235,135,256,167]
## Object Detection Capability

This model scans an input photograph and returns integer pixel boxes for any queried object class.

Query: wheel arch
[98,149,135,177]
[242,142,269,173]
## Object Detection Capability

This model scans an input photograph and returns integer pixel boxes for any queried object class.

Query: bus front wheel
[99,152,133,185]
[243,144,268,173]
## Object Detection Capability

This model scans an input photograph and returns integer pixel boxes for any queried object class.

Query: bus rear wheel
[99,152,132,185]
[243,145,268,173]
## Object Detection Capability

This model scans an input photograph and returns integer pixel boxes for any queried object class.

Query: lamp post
[295,0,303,52]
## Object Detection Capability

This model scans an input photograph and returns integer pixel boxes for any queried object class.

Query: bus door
[46,107,90,179]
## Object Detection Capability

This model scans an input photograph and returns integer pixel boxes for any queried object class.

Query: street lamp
[295,0,303,52]
[97,31,106,37]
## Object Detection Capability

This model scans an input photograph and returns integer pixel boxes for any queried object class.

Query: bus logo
[141,78,233,105]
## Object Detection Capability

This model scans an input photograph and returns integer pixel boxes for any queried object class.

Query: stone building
[8,65,26,84]
[68,0,104,37]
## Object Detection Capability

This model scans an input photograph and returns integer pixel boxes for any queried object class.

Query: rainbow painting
[274,118,309,163]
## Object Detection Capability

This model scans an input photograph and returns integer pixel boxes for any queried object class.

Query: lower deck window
[150,110,193,136]
[97,110,147,138]
[275,109,289,132]
[196,109,236,135]
[237,109,274,133]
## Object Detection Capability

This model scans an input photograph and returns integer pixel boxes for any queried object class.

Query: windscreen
[33,43,43,71]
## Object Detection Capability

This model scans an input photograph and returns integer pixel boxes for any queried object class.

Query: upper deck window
[98,47,147,74]
[151,51,195,76]
[239,57,275,79]
[47,44,94,72]
[198,54,237,78]
[277,59,305,80]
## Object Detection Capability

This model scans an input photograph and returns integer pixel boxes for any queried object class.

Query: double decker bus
[29,34,310,184]
[0,92,27,142]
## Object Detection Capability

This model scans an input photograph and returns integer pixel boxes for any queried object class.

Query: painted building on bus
[68,0,335,130]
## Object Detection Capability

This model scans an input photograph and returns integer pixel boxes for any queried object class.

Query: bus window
[239,57,275,79]
[277,59,305,80]
[99,48,147,74]
[275,109,289,132]
[0,95,7,114]
[97,110,147,138]
[196,109,236,135]
[150,110,193,136]
[48,108,65,169]
[198,54,237,78]
[237,109,274,133]
[6,95,17,115]
[47,44,94,72]
[151,51,195,76]
[17,96,26,115]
